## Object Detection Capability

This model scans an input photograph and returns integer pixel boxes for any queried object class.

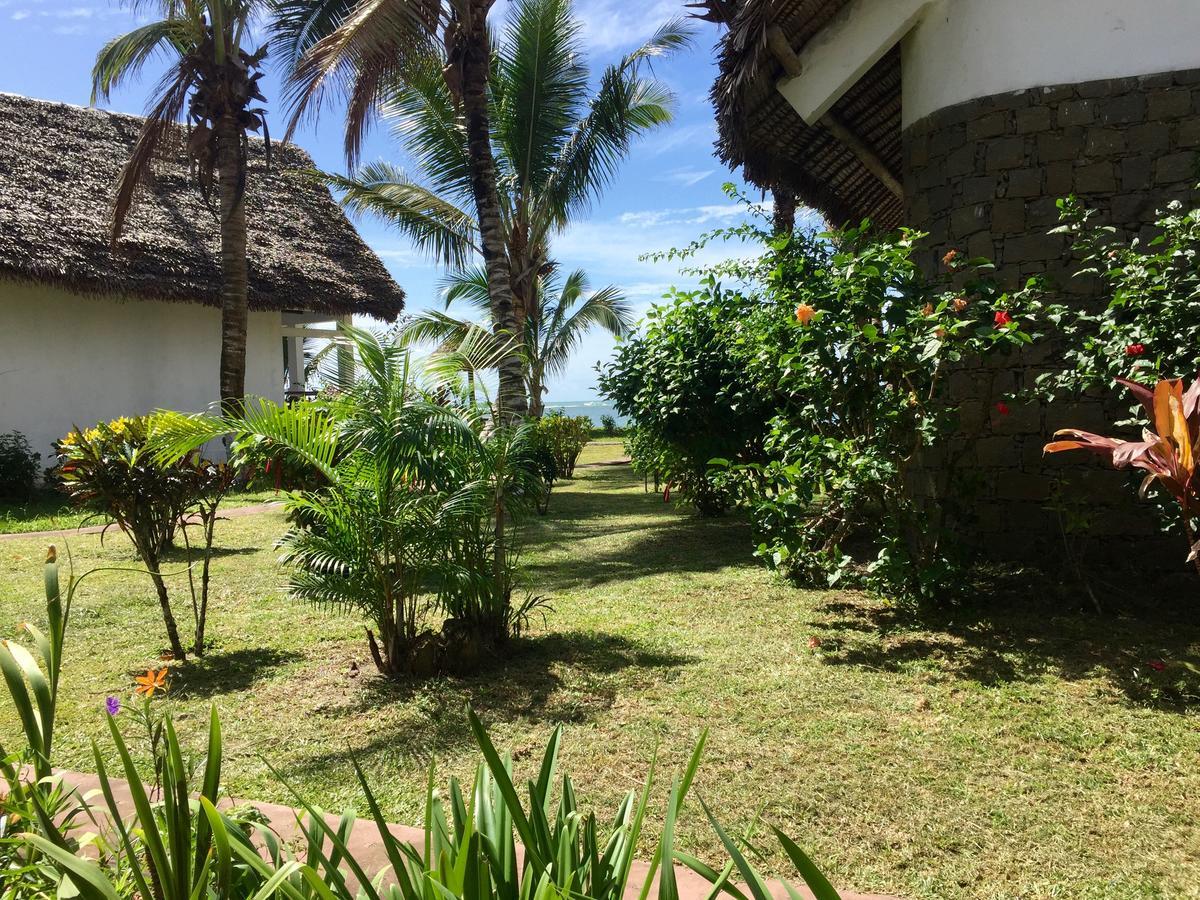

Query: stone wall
[902,69,1200,564]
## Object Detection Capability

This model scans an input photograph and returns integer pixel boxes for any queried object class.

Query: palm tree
[406,265,634,417]
[317,0,688,411]
[92,0,269,407]
[272,0,527,419]
[153,325,545,676]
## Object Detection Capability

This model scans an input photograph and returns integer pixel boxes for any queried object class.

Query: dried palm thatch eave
[711,0,904,229]
[0,92,405,321]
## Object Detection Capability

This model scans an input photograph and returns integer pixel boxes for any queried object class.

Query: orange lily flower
[135,668,169,697]
[794,303,816,325]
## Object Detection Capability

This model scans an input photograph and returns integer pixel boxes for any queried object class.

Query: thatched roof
[711,0,903,229]
[0,92,404,320]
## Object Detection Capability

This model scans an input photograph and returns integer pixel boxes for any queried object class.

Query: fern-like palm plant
[154,325,543,676]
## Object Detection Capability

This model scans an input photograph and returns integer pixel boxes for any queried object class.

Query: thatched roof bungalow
[0,92,404,463]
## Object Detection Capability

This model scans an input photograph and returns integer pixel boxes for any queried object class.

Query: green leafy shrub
[56,416,236,659]
[1007,196,1200,559]
[599,285,770,516]
[2,548,842,900]
[0,432,39,500]
[600,413,619,436]
[604,188,1045,599]
[1029,197,1200,416]
[532,412,591,480]
[155,327,547,677]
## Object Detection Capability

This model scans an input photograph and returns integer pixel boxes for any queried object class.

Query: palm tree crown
[322,0,688,408]
[92,0,270,404]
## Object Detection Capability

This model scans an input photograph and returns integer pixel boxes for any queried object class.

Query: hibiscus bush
[1028,196,1200,420]
[604,189,1046,600]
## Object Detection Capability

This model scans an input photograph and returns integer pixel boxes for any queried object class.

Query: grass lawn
[0,487,287,535]
[2,441,1198,900]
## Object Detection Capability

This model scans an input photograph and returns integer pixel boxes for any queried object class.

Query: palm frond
[90,19,192,103]
[493,0,587,196]
[542,276,632,379]
[379,47,476,204]
[280,0,439,164]
[440,265,493,316]
[323,163,477,268]
[110,63,194,242]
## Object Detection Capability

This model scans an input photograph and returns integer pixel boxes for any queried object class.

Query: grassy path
[1,447,1198,899]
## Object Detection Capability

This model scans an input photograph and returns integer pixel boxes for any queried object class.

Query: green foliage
[56,417,236,659]
[599,285,771,517]
[532,413,592,480]
[1011,195,1200,563]
[600,414,619,437]
[1027,197,1200,419]
[605,187,1046,599]
[0,432,40,501]
[154,326,547,677]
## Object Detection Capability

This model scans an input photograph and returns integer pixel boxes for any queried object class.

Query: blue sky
[0,0,779,402]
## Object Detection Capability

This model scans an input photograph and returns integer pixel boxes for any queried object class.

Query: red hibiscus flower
[995,401,1010,416]
[1147,660,1166,672]
[1125,343,1145,357]
[993,310,1013,328]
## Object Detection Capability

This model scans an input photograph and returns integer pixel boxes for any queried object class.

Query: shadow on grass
[289,630,694,771]
[519,467,757,590]
[172,647,303,698]
[811,587,1200,711]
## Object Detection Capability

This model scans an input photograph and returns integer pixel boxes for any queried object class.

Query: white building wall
[0,282,282,465]
[903,0,1200,126]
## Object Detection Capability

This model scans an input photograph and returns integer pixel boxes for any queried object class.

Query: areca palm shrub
[154,326,545,676]
[92,0,269,405]
[312,0,685,412]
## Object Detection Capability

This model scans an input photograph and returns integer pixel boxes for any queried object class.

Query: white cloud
[656,166,714,188]
[11,9,30,18]
[569,0,682,52]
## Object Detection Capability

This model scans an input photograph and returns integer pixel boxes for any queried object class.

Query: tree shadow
[811,584,1200,711]
[170,647,303,698]
[288,630,694,773]
[519,470,757,590]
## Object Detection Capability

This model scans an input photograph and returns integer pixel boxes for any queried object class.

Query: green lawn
[0,487,286,535]
[1,443,1198,900]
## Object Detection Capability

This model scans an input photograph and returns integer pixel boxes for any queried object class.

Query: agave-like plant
[1045,375,1200,571]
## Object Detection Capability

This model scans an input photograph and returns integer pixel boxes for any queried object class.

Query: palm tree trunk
[217,113,249,410]
[772,186,796,235]
[459,6,527,422]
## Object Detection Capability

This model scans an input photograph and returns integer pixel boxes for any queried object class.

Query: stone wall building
[708,0,1200,563]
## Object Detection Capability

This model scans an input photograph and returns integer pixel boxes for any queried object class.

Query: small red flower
[1147,660,1166,672]
[1125,343,1145,357]
[993,310,1013,328]
[995,401,1010,416]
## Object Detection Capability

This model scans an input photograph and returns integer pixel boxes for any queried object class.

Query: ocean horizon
[543,400,627,427]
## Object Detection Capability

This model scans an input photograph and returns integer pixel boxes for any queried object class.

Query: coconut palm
[92,0,269,407]
[406,266,634,417]
[318,0,688,410]
[272,0,527,419]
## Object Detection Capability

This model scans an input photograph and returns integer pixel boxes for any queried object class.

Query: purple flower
[105,696,121,716]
